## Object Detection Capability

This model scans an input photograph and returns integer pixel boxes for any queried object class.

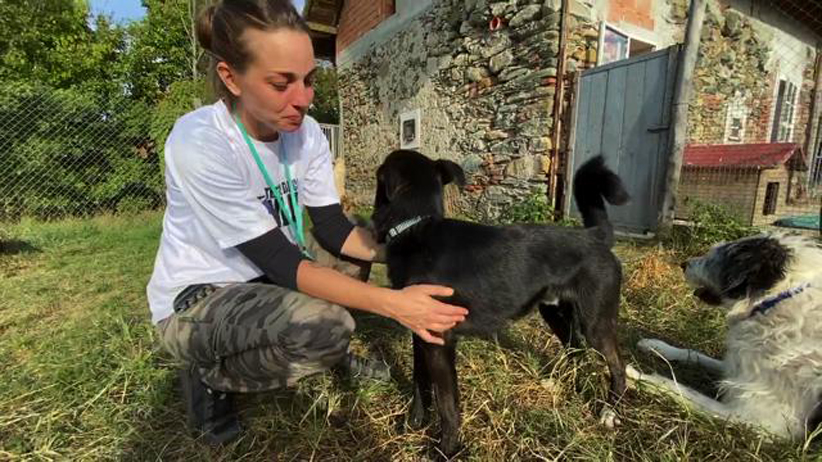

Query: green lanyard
[233,110,311,259]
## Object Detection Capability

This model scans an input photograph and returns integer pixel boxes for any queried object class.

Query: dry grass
[0,213,819,461]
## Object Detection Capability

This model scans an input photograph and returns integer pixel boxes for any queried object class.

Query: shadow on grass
[619,323,723,398]
[0,239,40,256]
[120,348,402,461]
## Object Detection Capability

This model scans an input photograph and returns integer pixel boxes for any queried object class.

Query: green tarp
[773,214,821,230]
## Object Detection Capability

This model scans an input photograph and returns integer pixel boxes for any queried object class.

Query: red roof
[683,143,806,170]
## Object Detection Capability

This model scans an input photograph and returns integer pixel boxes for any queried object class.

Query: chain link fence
[0,84,343,223]
[0,84,163,221]
[676,0,822,231]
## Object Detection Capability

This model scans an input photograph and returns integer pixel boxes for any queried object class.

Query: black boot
[179,365,241,446]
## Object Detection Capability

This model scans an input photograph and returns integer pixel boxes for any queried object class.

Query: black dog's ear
[722,237,790,299]
[374,164,389,208]
[436,159,466,187]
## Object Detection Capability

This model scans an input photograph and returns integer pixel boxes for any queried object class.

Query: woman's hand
[384,285,468,345]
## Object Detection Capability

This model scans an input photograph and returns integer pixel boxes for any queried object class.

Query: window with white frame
[810,114,822,185]
[724,93,747,143]
[771,79,798,142]
[599,25,655,65]
[727,117,744,142]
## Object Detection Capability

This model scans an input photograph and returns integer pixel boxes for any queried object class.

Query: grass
[0,212,819,461]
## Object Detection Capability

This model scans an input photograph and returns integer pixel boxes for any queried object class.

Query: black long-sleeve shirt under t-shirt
[235,203,355,289]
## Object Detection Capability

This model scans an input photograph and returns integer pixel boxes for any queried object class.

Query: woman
[146,0,467,445]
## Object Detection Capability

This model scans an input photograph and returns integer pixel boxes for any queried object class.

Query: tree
[125,0,211,103]
[0,0,127,95]
[309,65,340,124]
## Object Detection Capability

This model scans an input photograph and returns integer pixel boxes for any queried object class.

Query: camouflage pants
[156,232,371,393]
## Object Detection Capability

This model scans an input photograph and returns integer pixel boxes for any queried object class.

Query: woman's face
[220,28,316,136]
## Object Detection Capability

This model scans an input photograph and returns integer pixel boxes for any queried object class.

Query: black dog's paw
[434,432,463,460]
[406,403,428,430]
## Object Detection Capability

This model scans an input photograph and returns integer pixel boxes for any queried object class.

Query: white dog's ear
[722,237,789,299]
[436,159,465,187]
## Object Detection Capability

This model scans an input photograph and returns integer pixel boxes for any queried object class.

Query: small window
[771,80,798,142]
[724,92,747,144]
[600,26,655,65]
[727,117,743,142]
[629,37,654,57]
[763,182,779,215]
[602,27,629,64]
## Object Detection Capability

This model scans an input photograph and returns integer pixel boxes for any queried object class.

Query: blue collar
[749,283,810,318]
[387,216,427,243]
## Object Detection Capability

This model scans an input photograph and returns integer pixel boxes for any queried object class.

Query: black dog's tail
[573,156,629,246]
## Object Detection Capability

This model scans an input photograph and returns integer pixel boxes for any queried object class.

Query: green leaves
[310,65,340,124]
[0,0,341,219]
[0,84,160,219]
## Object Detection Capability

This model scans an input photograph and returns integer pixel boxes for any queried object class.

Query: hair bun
[195,4,218,52]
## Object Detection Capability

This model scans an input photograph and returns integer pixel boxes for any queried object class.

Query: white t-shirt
[147,100,340,324]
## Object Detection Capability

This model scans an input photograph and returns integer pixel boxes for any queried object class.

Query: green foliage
[309,65,340,124]
[497,191,580,227]
[0,0,347,220]
[0,83,161,220]
[667,200,758,257]
[149,79,208,160]
[0,1,128,95]
[124,0,210,103]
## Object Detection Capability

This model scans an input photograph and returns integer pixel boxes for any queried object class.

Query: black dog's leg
[409,334,432,429]
[582,305,627,401]
[423,333,461,458]
[807,396,822,434]
[539,301,583,349]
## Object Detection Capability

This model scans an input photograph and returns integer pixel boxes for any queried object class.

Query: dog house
[677,143,808,226]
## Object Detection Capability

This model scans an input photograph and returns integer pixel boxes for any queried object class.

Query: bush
[497,191,580,227]
[0,83,161,220]
[149,79,208,161]
[668,201,758,256]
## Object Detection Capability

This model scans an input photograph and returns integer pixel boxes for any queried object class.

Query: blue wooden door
[570,46,680,233]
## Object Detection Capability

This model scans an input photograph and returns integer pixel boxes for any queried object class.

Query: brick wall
[607,0,654,30]
[677,165,815,226]
[676,168,760,224]
[337,0,395,52]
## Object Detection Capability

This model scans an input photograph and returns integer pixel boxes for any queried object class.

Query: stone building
[303,0,822,222]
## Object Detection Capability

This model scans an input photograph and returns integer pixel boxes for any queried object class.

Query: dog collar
[387,216,427,243]
[749,283,810,318]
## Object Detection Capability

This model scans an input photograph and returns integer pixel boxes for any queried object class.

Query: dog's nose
[680,261,688,271]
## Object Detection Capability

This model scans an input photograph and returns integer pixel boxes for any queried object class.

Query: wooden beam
[660,0,707,229]
[307,21,337,35]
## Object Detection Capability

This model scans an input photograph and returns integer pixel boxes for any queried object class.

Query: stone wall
[687,5,775,145]
[686,2,818,147]
[337,0,821,220]
[338,0,599,219]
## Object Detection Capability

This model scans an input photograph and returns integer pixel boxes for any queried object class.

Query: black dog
[372,150,630,457]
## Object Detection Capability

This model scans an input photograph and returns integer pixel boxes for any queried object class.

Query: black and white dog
[631,233,822,439]
[372,150,630,457]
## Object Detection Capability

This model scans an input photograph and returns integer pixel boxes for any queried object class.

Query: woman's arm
[237,226,458,344]
[307,204,384,262]
[296,261,466,345]
[339,226,385,263]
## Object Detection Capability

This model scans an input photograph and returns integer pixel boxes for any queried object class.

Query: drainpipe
[548,0,569,213]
